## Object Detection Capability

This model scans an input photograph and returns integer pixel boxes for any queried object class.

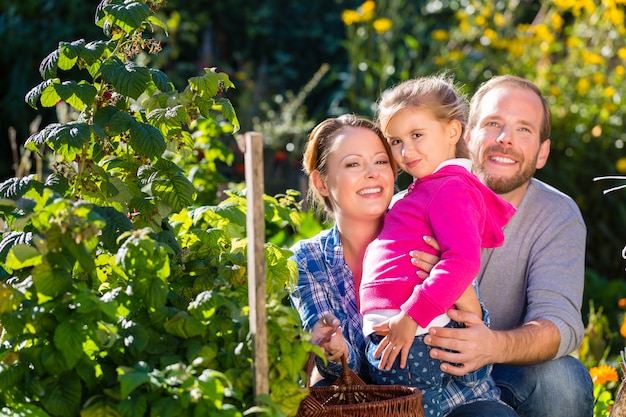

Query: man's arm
[424,309,560,375]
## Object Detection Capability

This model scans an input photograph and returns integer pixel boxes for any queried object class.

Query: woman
[289,114,517,416]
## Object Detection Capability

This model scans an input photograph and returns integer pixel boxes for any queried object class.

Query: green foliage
[0,1,312,416]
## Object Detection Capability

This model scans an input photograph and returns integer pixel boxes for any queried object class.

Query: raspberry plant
[0,1,312,416]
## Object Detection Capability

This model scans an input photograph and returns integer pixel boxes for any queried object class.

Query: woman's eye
[376,160,389,165]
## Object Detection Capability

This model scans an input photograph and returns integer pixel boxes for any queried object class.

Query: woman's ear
[311,170,329,196]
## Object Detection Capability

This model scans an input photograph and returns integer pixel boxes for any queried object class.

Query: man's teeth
[491,156,515,164]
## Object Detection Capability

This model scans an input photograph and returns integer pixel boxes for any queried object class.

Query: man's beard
[472,147,538,195]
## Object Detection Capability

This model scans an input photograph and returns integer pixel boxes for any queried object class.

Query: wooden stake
[237,131,269,399]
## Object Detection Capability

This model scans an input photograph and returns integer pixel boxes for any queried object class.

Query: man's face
[466,86,550,200]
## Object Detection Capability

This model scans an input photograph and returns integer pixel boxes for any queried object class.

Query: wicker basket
[296,355,424,417]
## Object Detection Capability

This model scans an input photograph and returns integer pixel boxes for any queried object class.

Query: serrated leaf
[44,122,94,161]
[80,41,108,66]
[101,58,151,100]
[0,232,33,261]
[99,1,151,34]
[215,98,240,132]
[39,49,60,80]
[0,174,39,199]
[6,244,42,269]
[32,263,72,298]
[91,206,133,251]
[163,311,206,339]
[49,81,97,111]
[94,105,134,136]
[25,79,56,109]
[151,172,196,212]
[118,368,151,399]
[58,40,85,71]
[128,121,166,158]
[40,374,81,417]
[149,68,174,92]
[147,105,189,137]
[54,319,85,369]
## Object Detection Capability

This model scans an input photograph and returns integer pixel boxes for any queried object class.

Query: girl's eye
[390,139,401,145]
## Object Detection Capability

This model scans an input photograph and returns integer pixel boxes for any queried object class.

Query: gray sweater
[477,178,586,358]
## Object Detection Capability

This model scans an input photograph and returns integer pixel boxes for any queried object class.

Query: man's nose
[496,126,513,145]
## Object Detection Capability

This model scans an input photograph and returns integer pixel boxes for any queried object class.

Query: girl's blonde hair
[375,75,470,159]
[302,114,397,216]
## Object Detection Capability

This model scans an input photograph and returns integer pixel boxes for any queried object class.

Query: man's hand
[423,308,497,376]
[372,312,418,370]
[311,313,349,362]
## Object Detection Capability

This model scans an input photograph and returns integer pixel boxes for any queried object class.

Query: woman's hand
[311,313,349,362]
[410,235,441,278]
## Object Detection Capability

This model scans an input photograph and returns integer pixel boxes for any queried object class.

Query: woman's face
[315,126,395,221]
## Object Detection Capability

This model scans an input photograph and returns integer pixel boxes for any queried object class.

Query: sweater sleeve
[402,181,485,327]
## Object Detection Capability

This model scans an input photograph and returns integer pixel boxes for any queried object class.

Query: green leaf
[215,98,240,133]
[0,283,25,314]
[93,105,135,136]
[58,40,82,71]
[6,244,42,269]
[39,49,60,80]
[32,263,72,298]
[128,121,166,158]
[118,366,151,398]
[149,68,174,92]
[97,1,151,34]
[40,122,95,161]
[163,311,206,338]
[45,81,97,111]
[91,206,134,251]
[145,161,196,211]
[54,319,85,369]
[101,58,151,100]
[0,175,40,199]
[147,105,189,137]
[1,404,51,417]
[40,374,81,417]
[188,67,235,99]
[25,79,56,109]
[80,41,108,66]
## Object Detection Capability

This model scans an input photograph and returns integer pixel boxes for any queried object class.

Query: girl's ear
[447,119,463,144]
[311,170,329,196]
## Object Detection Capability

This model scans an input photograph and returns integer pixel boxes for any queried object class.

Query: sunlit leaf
[25,79,56,109]
[128,121,166,158]
[6,244,42,269]
[97,1,151,34]
[101,58,151,100]
[39,49,60,80]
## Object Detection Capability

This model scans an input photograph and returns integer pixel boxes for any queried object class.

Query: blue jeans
[446,400,519,417]
[492,356,594,417]
[367,332,450,417]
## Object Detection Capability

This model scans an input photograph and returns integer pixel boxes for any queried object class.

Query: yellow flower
[432,29,449,41]
[484,28,497,41]
[342,9,361,25]
[372,18,392,34]
[618,47,626,60]
[494,12,506,27]
[604,86,616,98]
[476,15,487,27]
[604,6,624,25]
[621,316,626,338]
[582,51,605,65]
[576,78,590,95]
[617,65,626,76]
[360,0,375,21]
[589,364,619,384]
[593,72,605,84]
[449,50,464,61]
[551,12,564,31]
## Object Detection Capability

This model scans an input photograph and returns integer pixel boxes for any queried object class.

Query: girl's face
[384,106,460,179]
[313,126,395,221]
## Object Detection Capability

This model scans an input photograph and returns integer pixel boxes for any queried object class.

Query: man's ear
[536,139,551,169]
[311,170,329,196]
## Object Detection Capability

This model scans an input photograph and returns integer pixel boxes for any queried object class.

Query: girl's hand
[410,235,441,278]
[372,312,418,370]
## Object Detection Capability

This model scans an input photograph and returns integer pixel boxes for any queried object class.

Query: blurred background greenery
[3,0,626,381]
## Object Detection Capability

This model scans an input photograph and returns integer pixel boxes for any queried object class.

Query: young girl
[359,76,516,417]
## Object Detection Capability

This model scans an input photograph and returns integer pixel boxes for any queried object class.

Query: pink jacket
[359,162,516,328]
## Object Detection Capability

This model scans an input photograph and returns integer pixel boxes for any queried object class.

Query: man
[423,75,594,416]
